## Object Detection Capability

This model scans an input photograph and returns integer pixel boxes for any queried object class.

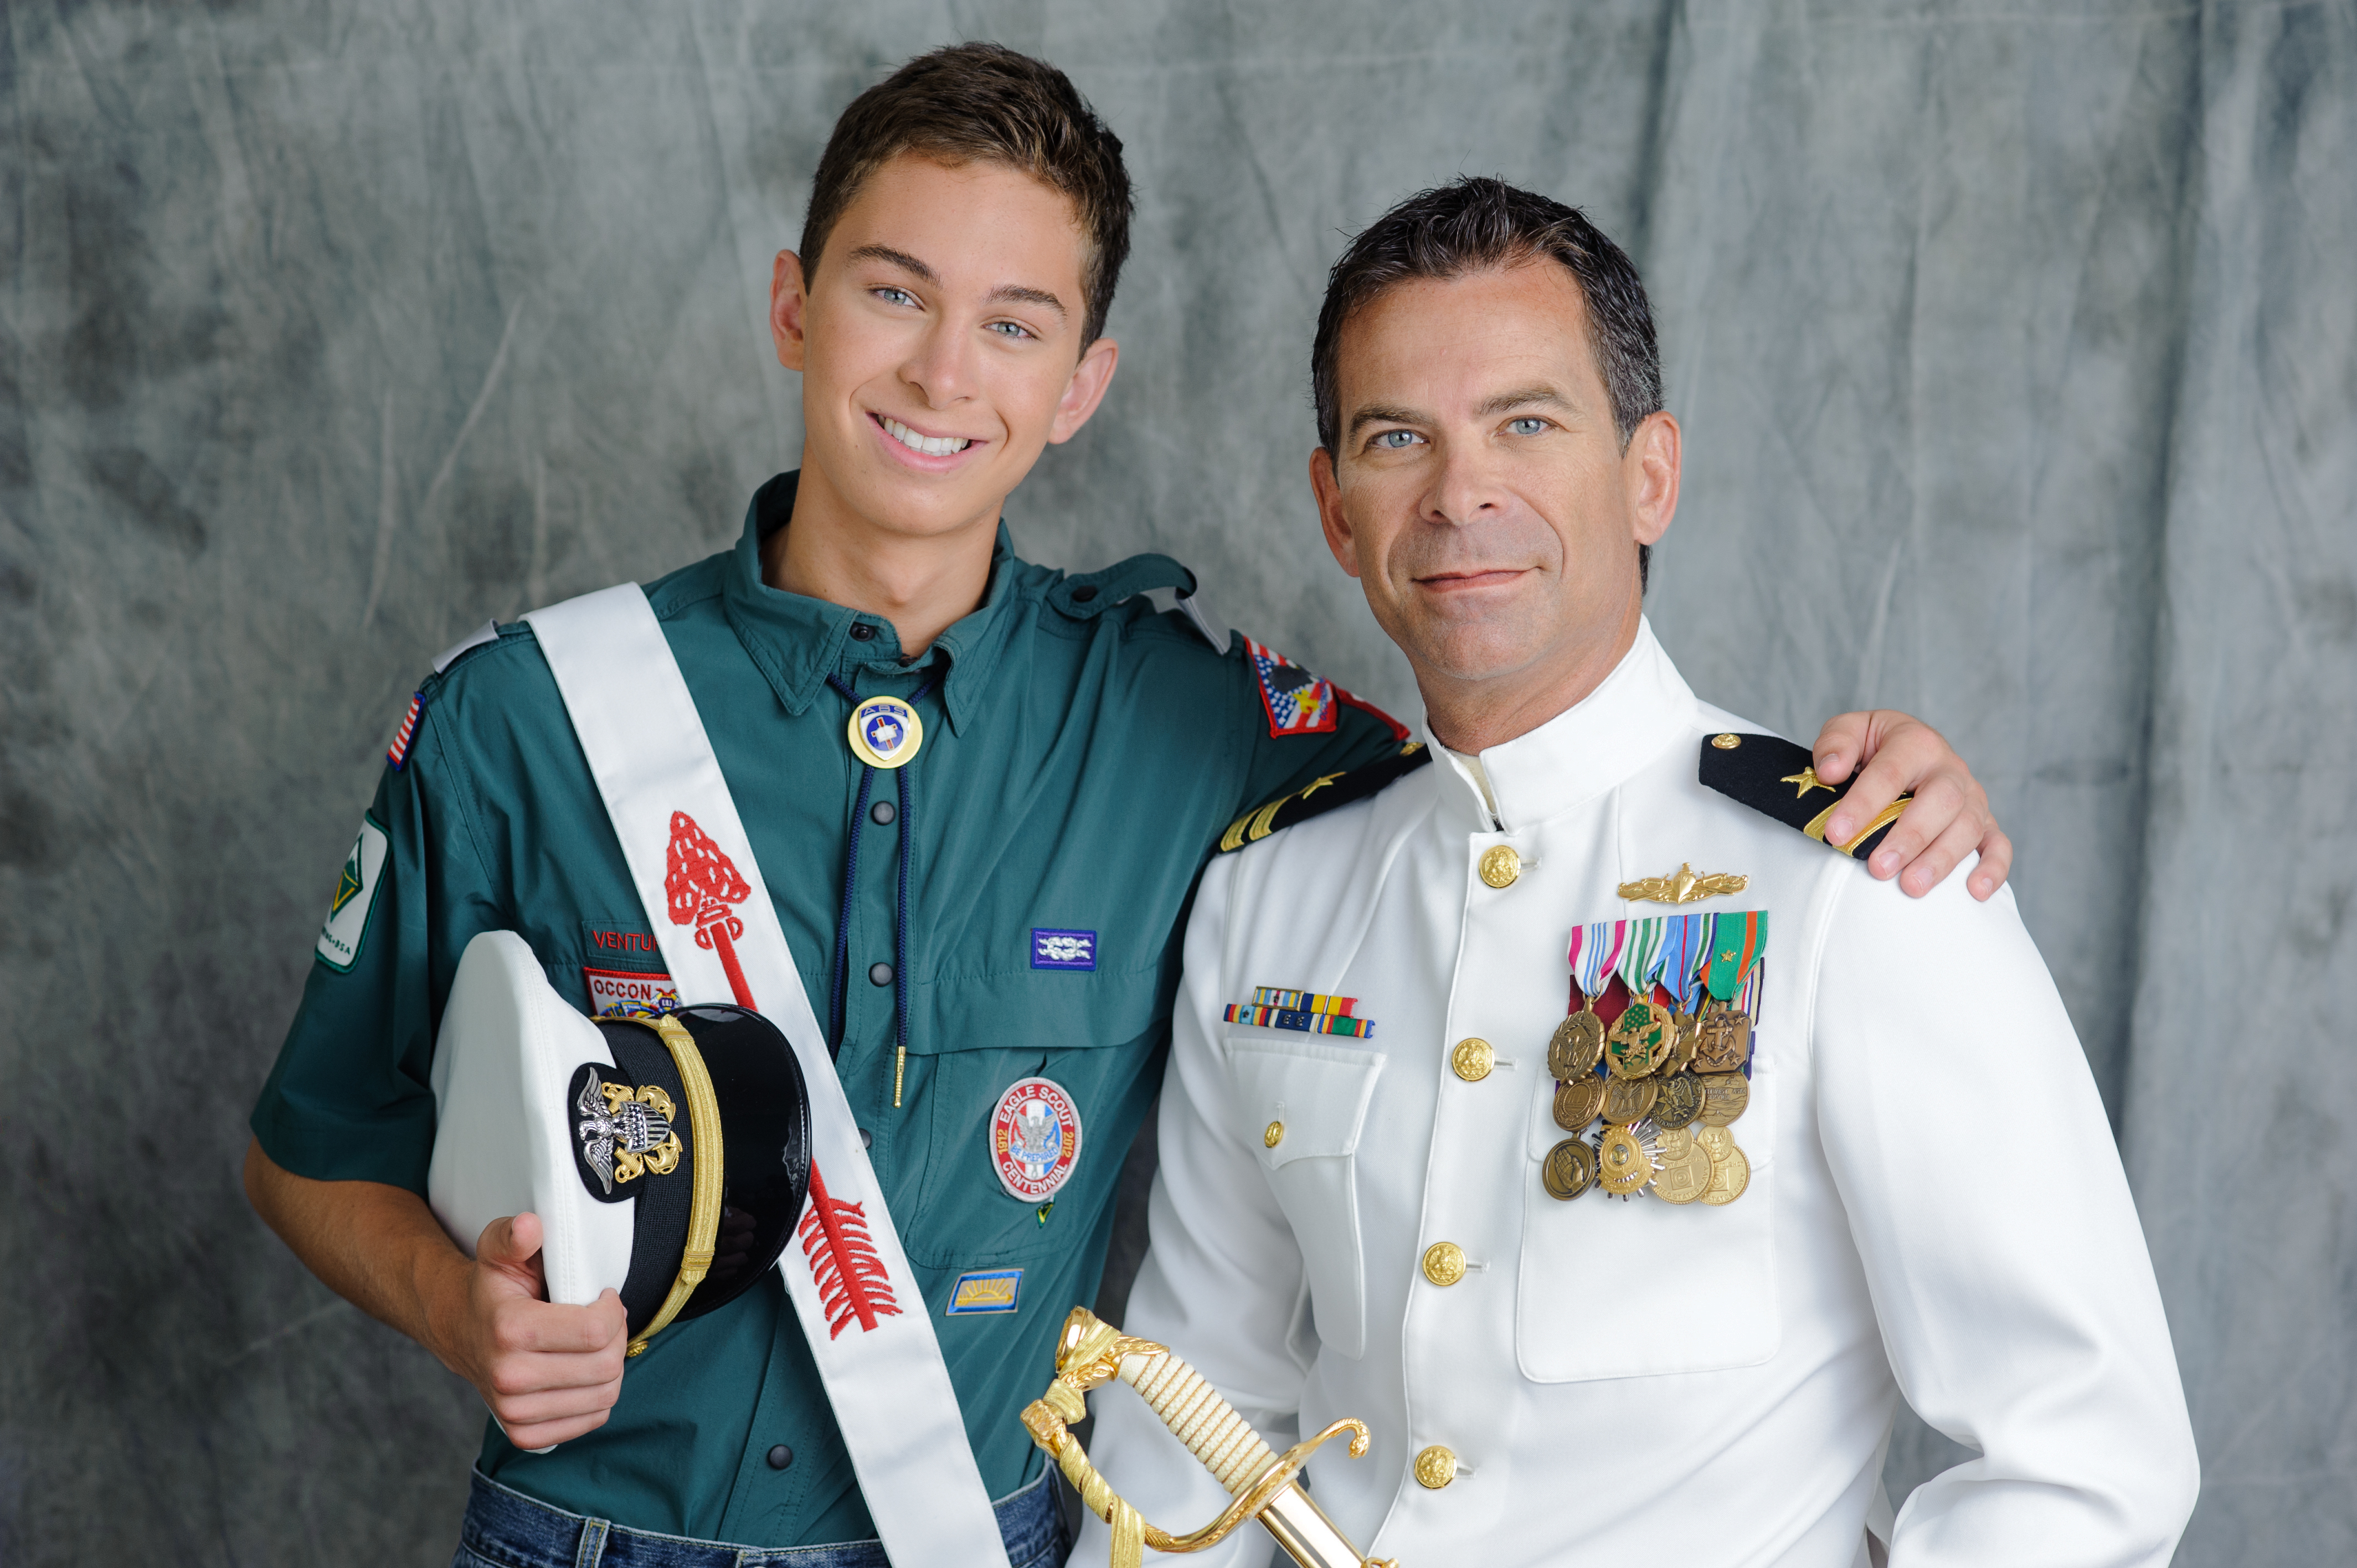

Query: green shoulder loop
[1046,553,1198,619]
[1696,731,1910,861]
[1218,740,1432,853]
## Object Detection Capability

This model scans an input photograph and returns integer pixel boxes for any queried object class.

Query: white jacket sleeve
[1071,854,1309,1568]
[1813,869,2199,1566]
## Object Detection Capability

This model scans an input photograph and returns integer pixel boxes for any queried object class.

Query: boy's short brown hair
[800,43,1133,347]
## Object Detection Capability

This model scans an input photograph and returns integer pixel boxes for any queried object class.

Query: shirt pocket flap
[1222,1027,1386,1168]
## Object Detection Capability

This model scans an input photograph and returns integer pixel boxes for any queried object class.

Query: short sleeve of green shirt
[251,658,510,1192]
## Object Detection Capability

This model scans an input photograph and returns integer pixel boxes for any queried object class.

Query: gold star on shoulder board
[1618,863,1751,905]
[1781,767,1837,799]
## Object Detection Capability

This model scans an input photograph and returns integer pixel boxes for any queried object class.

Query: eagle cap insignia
[569,1064,682,1199]
[1618,863,1751,905]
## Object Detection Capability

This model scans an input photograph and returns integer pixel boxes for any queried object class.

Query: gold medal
[1651,1136,1713,1205]
[1650,1072,1704,1131]
[1691,1006,1752,1075]
[1599,1076,1658,1125]
[847,696,923,768]
[1547,1011,1607,1080]
[1541,1137,1597,1200]
[1606,998,1672,1080]
[1665,1013,1700,1075]
[1654,1123,1694,1160]
[1552,1076,1607,1131]
[1697,1072,1749,1127]
[1597,1123,1654,1196]
[1700,1134,1751,1205]
[1695,1124,1735,1160]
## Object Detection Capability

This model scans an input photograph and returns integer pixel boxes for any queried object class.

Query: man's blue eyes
[1371,430,1421,450]
[1507,417,1548,435]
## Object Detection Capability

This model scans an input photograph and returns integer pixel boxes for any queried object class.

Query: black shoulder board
[1697,731,1910,860]
[1218,741,1431,853]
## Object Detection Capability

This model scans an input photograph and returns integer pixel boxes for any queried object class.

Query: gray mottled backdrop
[2,1,2350,1562]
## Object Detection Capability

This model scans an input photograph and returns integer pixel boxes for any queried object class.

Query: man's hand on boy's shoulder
[1809,710,2013,901]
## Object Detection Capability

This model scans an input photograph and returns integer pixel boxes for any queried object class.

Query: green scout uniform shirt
[251,471,1404,1546]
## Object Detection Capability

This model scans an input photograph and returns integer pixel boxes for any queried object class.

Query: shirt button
[1413,1445,1457,1489]
[766,1443,795,1470]
[848,622,876,641]
[870,800,897,826]
[1450,1038,1494,1081]
[1478,845,1521,888]
[869,962,894,986]
[859,1127,873,1150]
[1421,1241,1466,1287]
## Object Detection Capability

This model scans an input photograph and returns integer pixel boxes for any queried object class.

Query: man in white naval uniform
[1076,180,2198,1567]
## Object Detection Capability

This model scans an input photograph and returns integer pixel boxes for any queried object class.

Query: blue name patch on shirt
[945,1268,1023,1315]
[1031,929,1096,970]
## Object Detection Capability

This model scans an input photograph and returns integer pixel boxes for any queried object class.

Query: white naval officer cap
[426,931,810,1357]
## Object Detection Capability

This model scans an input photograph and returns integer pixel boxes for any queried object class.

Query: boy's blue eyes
[871,288,1031,339]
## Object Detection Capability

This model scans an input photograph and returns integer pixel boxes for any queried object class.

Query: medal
[1696,1072,1749,1127]
[1599,1075,1658,1125]
[1596,1122,1655,1196]
[1700,1132,1751,1205]
[1547,1012,1606,1081]
[1690,1005,1752,1074]
[1660,913,1711,1074]
[1541,1137,1597,1200]
[847,695,924,769]
[1553,1076,1606,1131]
[1650,1072,1704,1130]
[1650,1131,1713,1205]
[1556,922,1624,1077]
[1607,999,1673,1079]
[1702,911,1767,1009]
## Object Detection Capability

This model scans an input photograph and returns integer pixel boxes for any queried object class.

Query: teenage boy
[1079,179,2195,1568]
[245,45,2010,1566]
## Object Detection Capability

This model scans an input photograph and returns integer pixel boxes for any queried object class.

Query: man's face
[1311,262,1677,728]
[772,154,1118,540]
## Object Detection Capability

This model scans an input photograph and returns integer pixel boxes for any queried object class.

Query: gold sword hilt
[1020,1307,1399,1568]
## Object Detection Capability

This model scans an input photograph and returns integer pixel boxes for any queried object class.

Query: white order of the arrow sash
[526,584,1010,1568]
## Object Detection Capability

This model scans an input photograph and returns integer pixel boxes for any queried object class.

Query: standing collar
[1422,617,1700,832]
[720,471,1021,734]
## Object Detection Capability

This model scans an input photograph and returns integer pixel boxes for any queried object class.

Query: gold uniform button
[1477,844,1521,888]
[1413,1445,1458,1489]
[1450,1037,1494,1081]
[1711,732,1742,750]
[1420,1241,1466,1287]
[1264,1120,1285,1148]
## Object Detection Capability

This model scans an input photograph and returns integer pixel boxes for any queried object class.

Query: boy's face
[1311,261,1679,711]
[772,154,1118,542]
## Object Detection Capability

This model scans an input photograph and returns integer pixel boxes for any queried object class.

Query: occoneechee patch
[316,814,389,971]
[584,967,681,1019]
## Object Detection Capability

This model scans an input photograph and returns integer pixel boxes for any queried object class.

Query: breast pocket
[1223,1027,1386,1360]
[1516,1055,1781,1382]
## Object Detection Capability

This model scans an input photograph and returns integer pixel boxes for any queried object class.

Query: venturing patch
[316,814,389,971]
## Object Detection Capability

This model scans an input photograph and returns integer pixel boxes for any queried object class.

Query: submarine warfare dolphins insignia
[570,1064,683,1198]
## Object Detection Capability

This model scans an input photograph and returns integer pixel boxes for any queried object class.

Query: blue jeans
[450,1465,1068,1568]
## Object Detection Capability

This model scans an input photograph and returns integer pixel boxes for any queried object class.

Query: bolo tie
[824,669,937,1109]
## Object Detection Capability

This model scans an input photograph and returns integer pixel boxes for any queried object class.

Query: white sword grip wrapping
[1119,1350,1279,1495]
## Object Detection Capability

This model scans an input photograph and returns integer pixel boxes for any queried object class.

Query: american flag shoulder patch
[1245,637,1338,738]
[387,692,425,770]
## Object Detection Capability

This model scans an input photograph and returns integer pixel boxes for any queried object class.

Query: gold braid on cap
[626,1012,725,1356]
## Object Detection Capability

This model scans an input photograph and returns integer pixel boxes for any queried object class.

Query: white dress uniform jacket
[1078,622,2196,1568]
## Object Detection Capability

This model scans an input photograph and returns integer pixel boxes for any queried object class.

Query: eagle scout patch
[1245,637,1337,737]
[1031,928,1096,970]
[945,1268,1023,1316]
[315,813,389,971]
[583,966,681,1019]
[990,1077,1083,1202]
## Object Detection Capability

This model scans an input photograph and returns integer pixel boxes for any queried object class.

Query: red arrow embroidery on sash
[797,1163,901,1337]
[665,810,756,1008]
